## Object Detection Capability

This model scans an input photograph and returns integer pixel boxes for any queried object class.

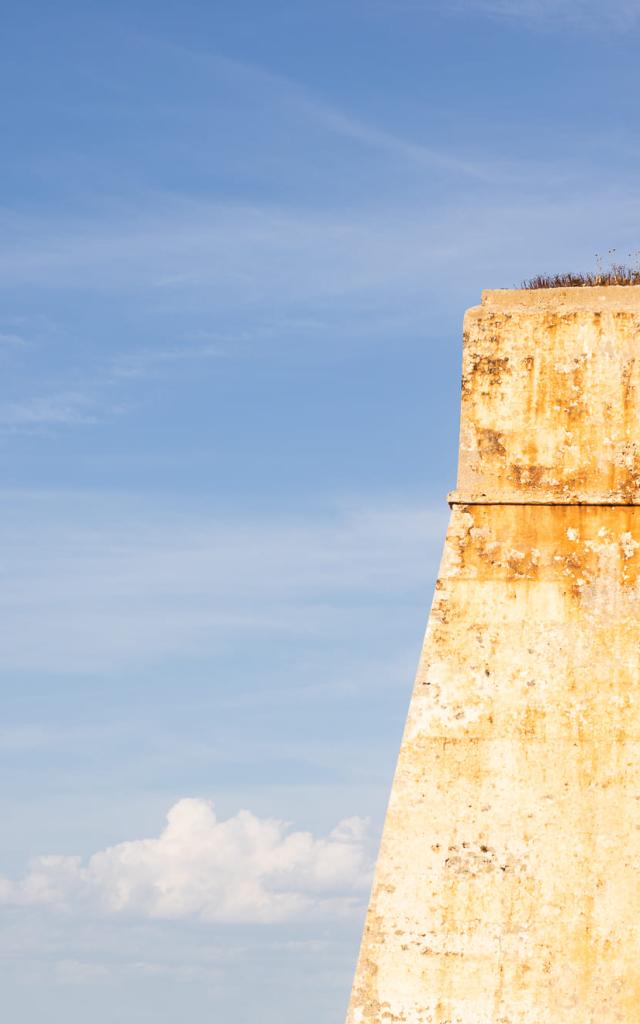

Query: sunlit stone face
[346,287,640,1024]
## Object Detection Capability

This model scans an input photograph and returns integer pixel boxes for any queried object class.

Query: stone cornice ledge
[448,490,640,507]
[480,285,640,313]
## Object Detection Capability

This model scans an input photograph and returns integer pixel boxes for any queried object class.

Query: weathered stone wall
[346,287,640,1023]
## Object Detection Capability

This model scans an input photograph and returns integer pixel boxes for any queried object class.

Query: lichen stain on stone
[456,300,640,503]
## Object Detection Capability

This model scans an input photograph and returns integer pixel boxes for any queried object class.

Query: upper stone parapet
[452,286,640,505]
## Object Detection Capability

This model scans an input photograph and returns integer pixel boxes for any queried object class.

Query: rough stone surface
[455,289,640,504]
[345,287,640,1023]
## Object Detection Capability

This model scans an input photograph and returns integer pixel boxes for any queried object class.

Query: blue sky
[2,1,640,1020]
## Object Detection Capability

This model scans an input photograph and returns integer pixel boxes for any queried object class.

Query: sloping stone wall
[346,287,640,1023]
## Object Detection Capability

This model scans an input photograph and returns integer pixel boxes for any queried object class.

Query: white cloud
[1,799,372,924]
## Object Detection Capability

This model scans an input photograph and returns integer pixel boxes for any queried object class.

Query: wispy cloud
[110,341,225,379]
[1,53,613,308]
[195,51,511,184]
[0,340,226,432]
[0,491,446,671]
[3,187,639,442]
[1,798,372,923]
[0,198,460,300]
[54,960,111,985]
[0,190,636,306]
[0,391,100,429]
[0,331,27,347]
[434,0,640,29]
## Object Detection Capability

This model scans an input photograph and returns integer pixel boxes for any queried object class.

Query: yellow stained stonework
[345,287,640,1023]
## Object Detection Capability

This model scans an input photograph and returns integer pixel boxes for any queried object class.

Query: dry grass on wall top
[524,267,640,289]
[524,253,640,289]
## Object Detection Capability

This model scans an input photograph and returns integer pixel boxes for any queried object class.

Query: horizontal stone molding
[447,490,640,507]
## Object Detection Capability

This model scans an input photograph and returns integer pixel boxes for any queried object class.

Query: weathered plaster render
[346,287,640,1023]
